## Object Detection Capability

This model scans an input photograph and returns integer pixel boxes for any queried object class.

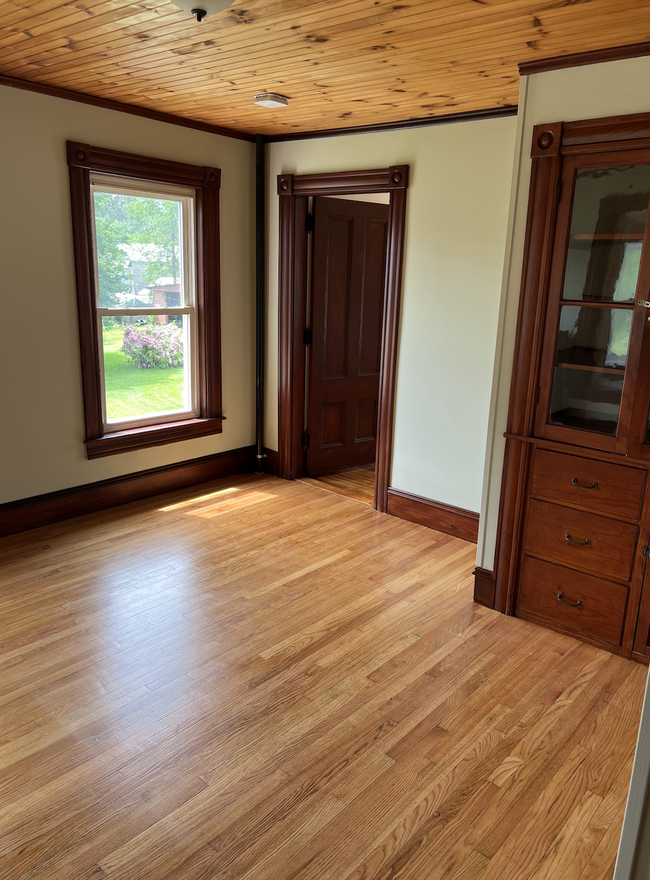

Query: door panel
[308,197,389,476]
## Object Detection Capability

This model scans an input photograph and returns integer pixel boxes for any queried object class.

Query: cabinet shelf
[556,362,625,375]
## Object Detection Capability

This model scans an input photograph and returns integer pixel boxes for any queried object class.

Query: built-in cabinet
[485,113,650,663]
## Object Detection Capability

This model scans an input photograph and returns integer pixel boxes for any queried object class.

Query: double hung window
[67,142,223,458]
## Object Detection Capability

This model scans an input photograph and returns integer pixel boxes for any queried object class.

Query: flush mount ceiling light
[254,93,289,109]
[173,0,234,21]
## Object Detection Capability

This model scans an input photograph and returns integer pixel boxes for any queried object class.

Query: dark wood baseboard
[473,567,496,609]
[263,448,280,476]
[386,488,479,543]
[0,446,255,538]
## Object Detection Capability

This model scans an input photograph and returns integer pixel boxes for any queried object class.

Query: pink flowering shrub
[122,323,184,369]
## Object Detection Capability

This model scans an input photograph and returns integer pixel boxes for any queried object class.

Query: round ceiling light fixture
[254,93,289,109]
[173,0,234,20]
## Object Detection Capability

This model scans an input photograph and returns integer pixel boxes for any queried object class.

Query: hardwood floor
[299,465,376,505]
[0,473,645,880]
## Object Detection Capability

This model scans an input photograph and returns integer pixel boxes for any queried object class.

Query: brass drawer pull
[557,592,582,608]
[565,532,591,546]
[571,477,598,489]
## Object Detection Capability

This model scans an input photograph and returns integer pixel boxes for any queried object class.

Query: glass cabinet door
[537,159,650,450]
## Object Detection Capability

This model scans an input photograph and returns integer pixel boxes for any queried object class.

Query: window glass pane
[549,368,623,436]
[93,191,185,309]
[562,165,650,303]
[101,316,192,423]
[555,305,632,371]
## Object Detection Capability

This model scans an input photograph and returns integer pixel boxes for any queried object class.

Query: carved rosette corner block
[388,165,409,189]
[277,175,294,195]
[531,122,563,158]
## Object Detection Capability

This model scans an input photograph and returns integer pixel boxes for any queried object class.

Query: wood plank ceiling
[1,0,650,137]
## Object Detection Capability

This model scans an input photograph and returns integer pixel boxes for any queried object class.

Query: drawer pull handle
[565,532,591,546]
[557,592,582,608]
[571,477,598,489]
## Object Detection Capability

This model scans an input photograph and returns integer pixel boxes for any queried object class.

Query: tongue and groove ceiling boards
[1,0,650,137]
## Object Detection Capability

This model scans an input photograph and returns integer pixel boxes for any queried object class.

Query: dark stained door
[307,196,389,476]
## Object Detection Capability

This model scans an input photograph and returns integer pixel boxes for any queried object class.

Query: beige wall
[0,85,255,504]
[478,56,650,570]
[266,116,517,513]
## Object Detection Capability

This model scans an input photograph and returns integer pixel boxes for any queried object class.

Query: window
[67,142,223,458]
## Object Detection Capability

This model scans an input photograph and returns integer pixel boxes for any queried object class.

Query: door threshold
[297,466,375,506]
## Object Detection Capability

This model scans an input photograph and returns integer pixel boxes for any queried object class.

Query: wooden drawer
[525,499,638,582]
[531,449,645,521]
[518,556,627,650]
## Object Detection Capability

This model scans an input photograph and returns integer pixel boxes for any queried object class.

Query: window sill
[85,416,225,459]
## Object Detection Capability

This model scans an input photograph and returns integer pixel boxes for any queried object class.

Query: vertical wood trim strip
[492,127,563,613]
[278,178,295,480]
[376,185,408,512]
[68,160,103,441]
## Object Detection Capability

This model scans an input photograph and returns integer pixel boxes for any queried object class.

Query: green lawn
[102,326,185,421]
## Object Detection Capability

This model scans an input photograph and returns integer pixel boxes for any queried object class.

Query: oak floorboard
[0,474,645,880]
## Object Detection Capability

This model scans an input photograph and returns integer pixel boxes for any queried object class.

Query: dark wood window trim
[276,165,408,512]
[67,141,224,459]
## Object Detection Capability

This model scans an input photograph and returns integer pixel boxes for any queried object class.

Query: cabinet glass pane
[563,165,650,303]
[555,305,632,370]
[549,368,624,436]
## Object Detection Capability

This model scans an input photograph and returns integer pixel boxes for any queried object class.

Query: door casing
[276,166,409,511]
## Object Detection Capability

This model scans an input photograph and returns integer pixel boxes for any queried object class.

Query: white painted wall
[266,116,517,513]
[478,56,650,570]
[0,85,255,504]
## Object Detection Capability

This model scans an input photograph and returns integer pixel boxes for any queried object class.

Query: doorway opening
[276,166,409,512]
[298,192,390,507]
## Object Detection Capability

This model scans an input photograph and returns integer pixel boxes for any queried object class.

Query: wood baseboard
[386,488,479,543]
[263,448,280,477]
[473,567,496,608]
[0,446,255,538]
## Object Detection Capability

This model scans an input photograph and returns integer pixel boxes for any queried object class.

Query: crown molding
[519,41,650,77]
[0,73,255,143]
[265,105,518,143]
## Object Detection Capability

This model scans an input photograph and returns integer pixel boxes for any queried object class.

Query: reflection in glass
[101,315,190,423]
[562,165,650,303]
[93,192,184,309]
[549,367,624,436]
[555,305,632,371]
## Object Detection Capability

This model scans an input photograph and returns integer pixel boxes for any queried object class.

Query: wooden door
[307,197,389,476]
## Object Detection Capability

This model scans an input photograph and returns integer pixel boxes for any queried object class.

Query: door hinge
[556,180,563,202]
[306,213,315,233]
[643,546,650,559]
[301,431,310,449]
[303,327,313,345]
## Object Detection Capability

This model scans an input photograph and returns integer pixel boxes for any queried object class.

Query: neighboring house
[149,283,181,322]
